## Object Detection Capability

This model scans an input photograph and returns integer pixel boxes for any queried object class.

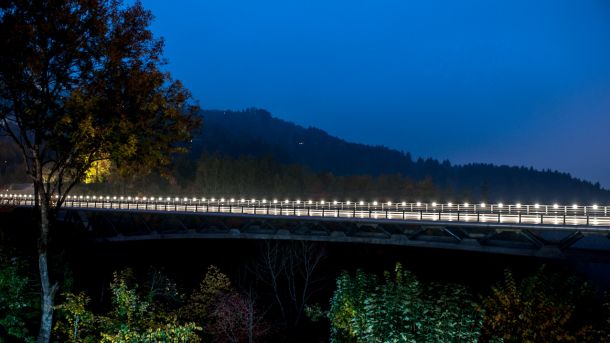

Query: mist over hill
[192,108,609,203]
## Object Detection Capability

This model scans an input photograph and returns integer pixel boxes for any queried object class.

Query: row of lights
[0,193,604,210]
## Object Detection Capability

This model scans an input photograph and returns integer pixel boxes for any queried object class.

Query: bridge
[2,193,610,259]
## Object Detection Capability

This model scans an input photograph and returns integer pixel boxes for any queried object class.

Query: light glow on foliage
[83,159,111,184]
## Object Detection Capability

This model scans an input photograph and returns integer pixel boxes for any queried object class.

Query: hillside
[193,108,609,203]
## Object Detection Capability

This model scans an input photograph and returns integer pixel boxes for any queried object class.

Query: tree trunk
[37,199,57,343]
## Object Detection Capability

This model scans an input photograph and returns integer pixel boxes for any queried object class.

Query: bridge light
[346,201,351,205]
[211,198,215,202]
[240,199,245,203]
[86,196,90,199]
[106,196,110,200]
[593,204,599,210]
[175,197,179,202]
[285,199,289,204]
[143,197,147,200]
[572,204,578,209]
[308,200,313,204]
[360,201,364,205]
[167,197,171,201]
[480,203,485,208]
[432,202,437,207]
[373,201,378,206]
[416,202,421,206]
[402,201,406,206]
[273,199,278,204]
[516,203,521,208]
[192,197,197,201]
[553,204,559,209]
[387,201,392,206]
[183,197,188,201]
[80,195,84,199]
[220,198,225,202]
[333,200,338,205]
[497,203,503,208]
[296,200,301,204]
[534,203,540,209]
[113,196,117,200]
[251,199,255,203]
[321,200,325,205]
[230,198,234,202]
[262,199,267,203]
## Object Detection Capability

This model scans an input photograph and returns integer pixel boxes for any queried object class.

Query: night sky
[142,0,610,187]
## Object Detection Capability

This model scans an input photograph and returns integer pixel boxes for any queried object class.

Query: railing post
[587,215,590,225]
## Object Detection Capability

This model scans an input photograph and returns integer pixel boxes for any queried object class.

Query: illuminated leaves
[328,263,483,343]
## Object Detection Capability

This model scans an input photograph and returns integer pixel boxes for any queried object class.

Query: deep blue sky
[143,0,610,187]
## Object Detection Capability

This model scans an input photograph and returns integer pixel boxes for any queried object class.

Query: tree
[481,267,607,342]
[179,265,270,342]
[251,240,325,333]
[0,1,200,341]
[328,263,483,343]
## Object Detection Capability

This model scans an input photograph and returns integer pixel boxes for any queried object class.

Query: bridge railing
[2,193,610,228]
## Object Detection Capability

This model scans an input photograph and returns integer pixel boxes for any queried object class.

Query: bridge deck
[2,194,610,259]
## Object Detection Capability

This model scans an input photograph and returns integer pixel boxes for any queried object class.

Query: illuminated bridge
[2,193,610,259]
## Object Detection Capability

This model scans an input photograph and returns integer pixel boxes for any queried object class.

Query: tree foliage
[328,263,483,343]
[0,256,37,342]
[179,265,270,343]
[54,270,201,342]
[481,267,609,342]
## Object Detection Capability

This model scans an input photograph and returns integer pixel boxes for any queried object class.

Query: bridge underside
[59,208,610,260]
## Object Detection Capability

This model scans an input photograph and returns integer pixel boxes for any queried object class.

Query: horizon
[143,0,610,187]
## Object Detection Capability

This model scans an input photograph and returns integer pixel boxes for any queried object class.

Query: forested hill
[193,108,609,203]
